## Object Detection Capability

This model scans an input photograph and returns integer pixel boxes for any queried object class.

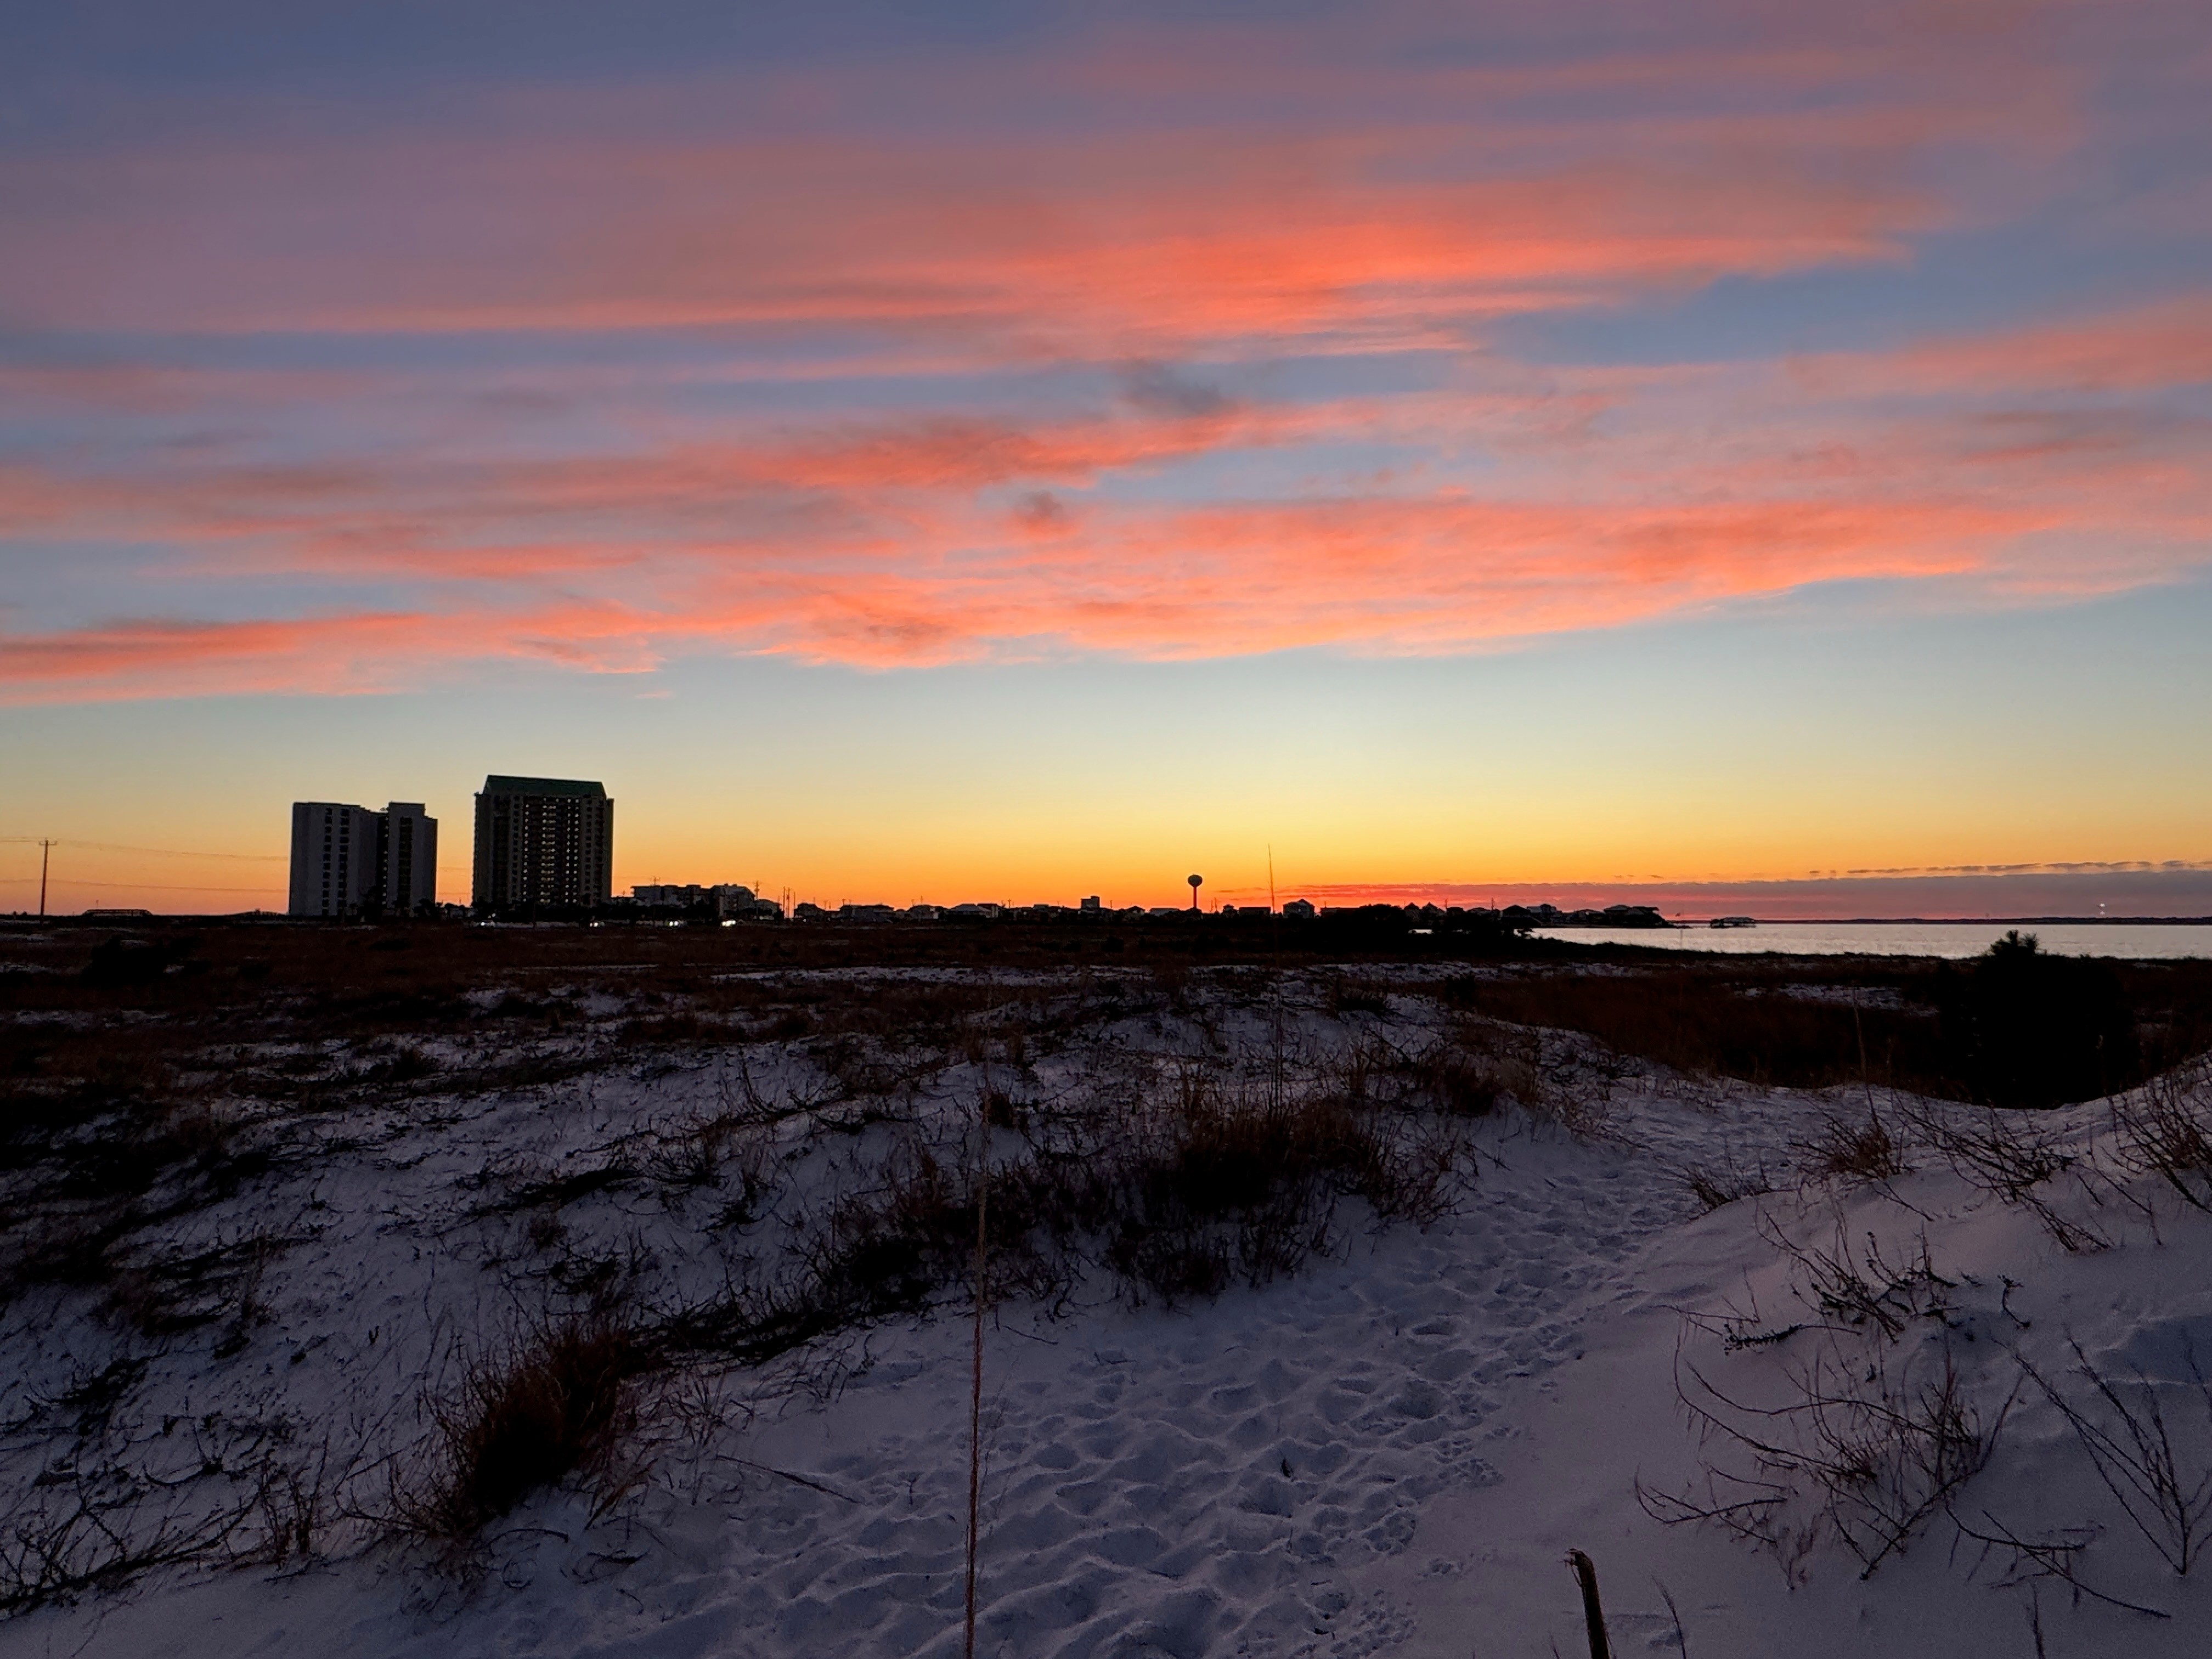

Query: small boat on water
[1709,915,1757,929]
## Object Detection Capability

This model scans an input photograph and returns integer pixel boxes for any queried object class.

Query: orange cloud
[4,11,2202,704]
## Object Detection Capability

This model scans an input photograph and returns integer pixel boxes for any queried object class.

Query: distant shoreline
[1556,916,2212,928]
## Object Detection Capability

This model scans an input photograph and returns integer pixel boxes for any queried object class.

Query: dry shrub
[1099,1073,1441,1301]
[1650,1218,2013,1584]
[346,1045,437,1085]
[1648,1336,2007,1581]
[2016,1339,2212,1577]
[1756,1219,1954,1341]
[1904,1102,2074,1203]
[1801,1108,1908,1184]
[1326,976,1393,1018]
[2110,1066,2212,1214]
[980,1085,1026,1130]
[1455,968,1936,1092]
[1331,1019,1542,1123]
[809,1144,1013,1318]
[615,1012,709,1047]
[1423,1052,1505,1118]
[0,1415,368,1613]
[1423,1022,1543,1118]
[657,1062,1469,1369]
[0,1473,251,1615]
[0,1210,124,1297]
[1683,1154,1777,1213]
[1897,1099,2112,1252]
[397,1318,643,1538]
[635,1108,769,1206]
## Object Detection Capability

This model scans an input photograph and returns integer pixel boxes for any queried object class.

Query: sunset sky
[3,1,2209,914]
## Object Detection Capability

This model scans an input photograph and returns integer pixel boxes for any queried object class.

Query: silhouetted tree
[1937,932,2137,1107]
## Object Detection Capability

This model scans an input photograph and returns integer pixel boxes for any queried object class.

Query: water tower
[1187,873,1204,912]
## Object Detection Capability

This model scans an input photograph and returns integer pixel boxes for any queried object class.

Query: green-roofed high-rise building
[471,775,613,910]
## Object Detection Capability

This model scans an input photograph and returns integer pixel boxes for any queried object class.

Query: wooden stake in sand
[1567,1549,1613,1659]
[964,1103,990,1659]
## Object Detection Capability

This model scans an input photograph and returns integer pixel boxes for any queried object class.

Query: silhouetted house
[1500,904,1560,928]
[715,885,782,920]
[472,776,612,910]
[634,883,708,908]
[1282,899,1316,919]
[631,882,778,919]
[289,800,438,917]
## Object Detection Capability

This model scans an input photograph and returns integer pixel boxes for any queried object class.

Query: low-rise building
[716,885,782,920]
[633,883,709,908]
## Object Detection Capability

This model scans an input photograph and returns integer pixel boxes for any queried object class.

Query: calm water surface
[1531,922,2212,960]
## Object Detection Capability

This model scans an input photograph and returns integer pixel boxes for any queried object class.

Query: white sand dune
[4,969,2209,1657]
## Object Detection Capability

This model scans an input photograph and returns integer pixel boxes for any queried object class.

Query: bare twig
[2016,1339,2212,1577]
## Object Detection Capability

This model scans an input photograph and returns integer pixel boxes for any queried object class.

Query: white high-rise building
[380,803,437,915]
[290,803,380,917]
[288,800,439,917]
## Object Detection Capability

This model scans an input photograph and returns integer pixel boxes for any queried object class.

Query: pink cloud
[7,286,2210,703]
[1,9,2061,358]
[2,7,2203,703]
[1796,295,2212,396]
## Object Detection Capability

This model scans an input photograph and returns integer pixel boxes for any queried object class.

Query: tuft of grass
[397,1318,643,1538]
[1802,1109,1907,1184]
[1325,975,1392,1018]
[1684,1157,1776,1213]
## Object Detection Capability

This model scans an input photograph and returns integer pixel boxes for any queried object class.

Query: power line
[0,876,281,894]
[0,837,286,862]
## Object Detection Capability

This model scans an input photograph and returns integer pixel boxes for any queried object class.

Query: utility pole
[37,839,52,918]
